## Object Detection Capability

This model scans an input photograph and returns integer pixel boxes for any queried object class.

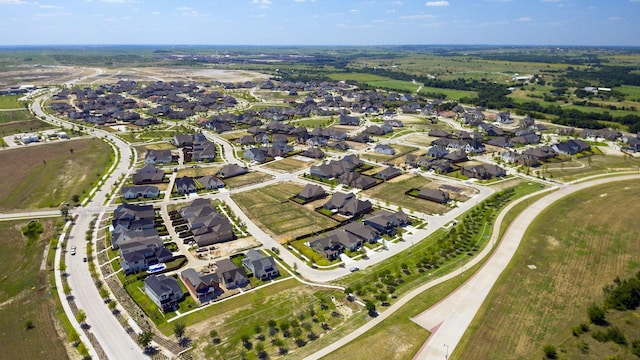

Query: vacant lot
[0,94,23,109]
[232,182,336,242]
[0,109,34,124]
[537,154,640,182]
[263,157,315,173]
[455,180,640,360]
[0,219,68,359]
[0,119,55,135]
[0,138,112,210]
[363,174,472,215]
[224,171,272,188]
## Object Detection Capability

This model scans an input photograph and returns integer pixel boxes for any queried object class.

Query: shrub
[543,344,557,359]
[587,304,607,325]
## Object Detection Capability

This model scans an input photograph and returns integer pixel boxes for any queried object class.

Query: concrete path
[411,174,640,360]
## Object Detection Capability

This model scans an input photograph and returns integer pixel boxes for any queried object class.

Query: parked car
[350,266,359,272]
[70,246,76,255]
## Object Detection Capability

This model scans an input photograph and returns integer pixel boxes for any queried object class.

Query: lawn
[291,117,335,128]
[0,94,24,109]
[232,182,336,242]
[0,219,69,359]
[419,86,477,101]
[0,138,113,210]
[454,180,640,360]
[0,109,34,124]
[362,175,452,215]
[617,84,640,101]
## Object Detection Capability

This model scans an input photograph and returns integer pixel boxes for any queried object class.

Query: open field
[363,175,459,215]
[617,85,640,100]
[290,117,335,128]
[177,166,220,178]
[0,138,112,210]
[0,95,24,108]
[419,86,477,101]
[537,154,640,182]
[0,219,68,359]
[0,118,55,135]
[0,109,33,124]
[455,180,640,360]
[262,157,315,173]
[224,171,273,189]
[232,182,336,242]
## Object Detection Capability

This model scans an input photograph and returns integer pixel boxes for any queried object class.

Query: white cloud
[0,0,30,4]
[39,4,63,8]
[99,0,136,3]
[425,1,449,6]
[607,16,621,21]
[252,0,272,7]
[401,13,435,19]
[150,11,160,15]
[350,9,360,13]
[517,17,532,22]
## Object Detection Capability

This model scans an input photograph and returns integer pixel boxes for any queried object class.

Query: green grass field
[419,86,477,101]
[0,109,34,124]
[0,94,24,109]
[232,182,336,242]
[224,171,273,189]
[455,180,640,360]
[0,138,113,210]
[262,157,315,173]
[617,85,640,100]
[0,219,68,359]
[0,118,55,135]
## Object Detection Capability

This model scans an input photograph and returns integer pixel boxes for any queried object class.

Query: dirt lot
[0,138,112,210]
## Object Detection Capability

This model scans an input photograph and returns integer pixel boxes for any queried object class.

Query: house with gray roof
[374,144,395,155]
[121,185,159,200]
[180,268,221,304]
[216,164,248,179]
[198,175,225,190]
[363,209,410,235]
[144,149,173,165]
[133,164,165,185]
[216,259,248,288]
[242,250,279,281]
[417,188,450,204]
[295,184,327,203]
[144,274,183,313]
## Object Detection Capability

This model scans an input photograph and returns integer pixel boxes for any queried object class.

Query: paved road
[410,174,640,360]
[32,90,146,359]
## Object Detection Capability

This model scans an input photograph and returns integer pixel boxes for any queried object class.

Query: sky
[0,0,639,46]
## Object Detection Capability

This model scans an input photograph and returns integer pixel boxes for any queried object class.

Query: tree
[209,329,220,344]
[76,309,87,325]
[364,300,377,316]
[137,330,153,350]
[173,321,186,340]
[255,342,266,359]
[71,194,81,204]
[543,344,557,359]
[587,304,607,325]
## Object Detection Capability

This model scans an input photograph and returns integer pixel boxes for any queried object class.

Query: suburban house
[417,188,450,204]
[144,149,173,165]
[461,164,506,179]
[192,140,217,162]
[133,164,165,185]
[244,148,267,163]
[175,176,197,194]
[307,235,342,260]
[294,184,327,203]
[374,144,395,155]
[216,259,248,289]
[339,114,360,126]
[198,175,225,190]
[363,209,410,235]
[302,147,325,159]
[323,192,373,218]
[180,268,222,304]
[444,150,468,163]
[342,222,380,243]
[310,155,362,179]
[121,185,160,200]
[338,172,378,190]
[375,166,401,180]
[120,237,172,275]
[552,139,591,155]
[178,198,235,247]
[216,164,248,179]
[144,274,183,313]
[427,145,449,159]
[111,203,157,249]
[242,249,280,280]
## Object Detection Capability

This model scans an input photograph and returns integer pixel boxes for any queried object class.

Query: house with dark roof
[133,164,165,185]
[242,249,279,280]
[323,192,373,218]
[306,236,342,260]
[374,144,395,155]
[444,150,468,163]
[216,164,248,179]
[375,166,401,181]
[244,148,267,163]
[339,114,360,126]
[552,139,591,155]
[295,184,327,203]
[461,164,506,179]
[417,188,450,204]
[427,145,449,159]
[302,147,325,159]
[216,259,248,288]
[120,238,172,275]
[342,222,380,243]
[144,149,173,165]
[338,172,378,190]
[178,199,235,247]
[363,209,410,235]
[175,176,197,194]
[198,175,225,190]
[180,268,222,304]
[144,274,183,313]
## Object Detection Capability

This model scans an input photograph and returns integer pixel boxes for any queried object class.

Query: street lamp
[444,343,449,359]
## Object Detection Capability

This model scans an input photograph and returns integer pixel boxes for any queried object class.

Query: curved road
[32,91,145,359]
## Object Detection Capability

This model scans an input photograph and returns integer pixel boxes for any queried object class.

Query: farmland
[232,182,336,242]
[0,138,112,210]
[455,180,640,360]
[0,219,68,360]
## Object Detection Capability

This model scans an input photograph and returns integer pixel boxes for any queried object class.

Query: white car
[70,246,76,255]
[350,266,359,272]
